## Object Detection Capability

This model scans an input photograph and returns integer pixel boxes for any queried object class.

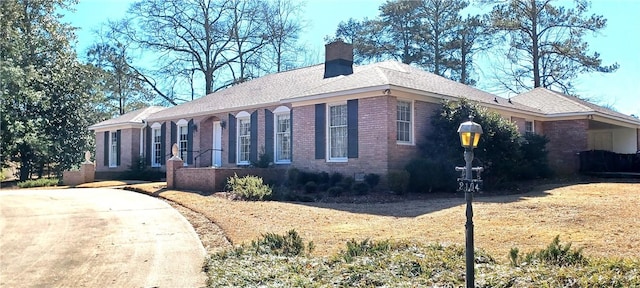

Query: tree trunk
[530,0,541,88]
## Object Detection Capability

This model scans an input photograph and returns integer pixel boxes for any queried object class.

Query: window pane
[153,128,161,165]
[179,126,188,161]
[110,132,117,166]
[238,119,251,162]
[396,101,412,142]
[329,104,348,159]
[275,114,291,162]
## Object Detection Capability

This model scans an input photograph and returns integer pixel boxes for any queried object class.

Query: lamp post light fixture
[456,116,483,288]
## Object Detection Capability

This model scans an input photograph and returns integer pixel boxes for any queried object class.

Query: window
[397,100,412,143]
[275,112,291,163]
[328,104,348,161]
[109,132,118,167]
[525,121,534,133]
[152,127,162,167]
[177,121,188,164]
[237,115,251,164]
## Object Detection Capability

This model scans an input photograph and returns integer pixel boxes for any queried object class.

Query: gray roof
[146,60,539,121]
[89,106,166,130]
[511,87,640,124]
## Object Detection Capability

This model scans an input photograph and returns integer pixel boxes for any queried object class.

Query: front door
[212,121,222,167]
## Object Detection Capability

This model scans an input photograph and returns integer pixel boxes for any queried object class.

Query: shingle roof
[146,60,539,121]
[89,106,166,130]
[511,87,640,124]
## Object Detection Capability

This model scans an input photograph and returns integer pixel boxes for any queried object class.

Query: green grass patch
[204,235,640,287]
[17,178,60,188]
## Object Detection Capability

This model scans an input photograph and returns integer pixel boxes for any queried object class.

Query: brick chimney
[324,39,353,78]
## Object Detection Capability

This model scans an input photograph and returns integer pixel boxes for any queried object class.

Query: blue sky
[63,0,639,116]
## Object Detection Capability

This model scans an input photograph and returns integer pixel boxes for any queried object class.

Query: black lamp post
[456,116,483,288]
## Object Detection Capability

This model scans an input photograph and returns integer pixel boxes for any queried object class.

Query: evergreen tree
[488,0,618,94]
[1,0,104,180]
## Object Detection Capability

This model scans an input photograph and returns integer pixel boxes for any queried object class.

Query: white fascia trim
[391,86,549,118]
[89,122,145,132]
[282,85,391,104]
[144,102,282,123]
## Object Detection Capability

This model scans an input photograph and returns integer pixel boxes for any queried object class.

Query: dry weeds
[128,181,640,262]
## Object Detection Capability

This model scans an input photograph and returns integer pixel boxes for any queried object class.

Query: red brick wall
[542,119,589,174]
[387,99,438,171]
[292,97,389,178]
[511,116,526,134]
[174,167,287,193]
[95,128,140,172]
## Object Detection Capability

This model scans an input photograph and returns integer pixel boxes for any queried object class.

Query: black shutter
[264,109,274,161]
[170,121,177,152]
[187,119,194,165]
[315,104,326,159]
[228,114,236,164]
[160,122,166,164]
[116,130,121,166]
[289,109,293,161]
[249,111,258,163]
[145,126,152,166]
[347,99,358,158]
[103,131,109,166]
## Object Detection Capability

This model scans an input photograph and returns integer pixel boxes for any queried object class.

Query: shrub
[338,176,354,191]
[226,173,272,201]
[286,168,300,188]
[405,158,457,193]
[304,181,317,193]
[352,182,370,195]
[340,239,391,263]
[329,172,343,186]
[524,235,585,266]
[420,99,551,190]
[363,173,380,189]
[123,157,164,181]
[17,178,60,188]
[516,133,553,179]
[251,148,272,168]
[317,171,330,184]
[327,186,344,197]
[296,171,318,187]
[387,170,410,194]
[251,229,307,256]
[317,183,330,192]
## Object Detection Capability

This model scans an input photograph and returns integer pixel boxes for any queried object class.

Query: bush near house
[122,157,164,181]
[412,99,552,192]
[226,174,273,201]
[17,178,60,188]
[282,168,381,199]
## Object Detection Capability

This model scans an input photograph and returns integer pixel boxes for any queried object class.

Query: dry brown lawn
[128,181,640,262]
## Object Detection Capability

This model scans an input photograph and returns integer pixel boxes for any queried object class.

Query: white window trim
[327,102,348,162]
[525,120,534,133]
[236,111,251,165]
[151,122,162,167]
[274,106,291,164]
[109,131,118,168]
[396,99,414,145]
[176,119,188,166]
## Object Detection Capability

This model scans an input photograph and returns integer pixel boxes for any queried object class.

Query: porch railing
[579,150,640,173]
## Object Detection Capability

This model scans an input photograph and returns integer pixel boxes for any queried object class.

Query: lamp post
[456,116,483,288]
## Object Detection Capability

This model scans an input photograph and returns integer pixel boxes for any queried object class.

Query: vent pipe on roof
[324,39,353,79]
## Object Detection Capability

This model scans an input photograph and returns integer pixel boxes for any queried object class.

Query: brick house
[89,40,640,179]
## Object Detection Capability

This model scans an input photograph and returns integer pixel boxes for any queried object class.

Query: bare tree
[261,0,305,72]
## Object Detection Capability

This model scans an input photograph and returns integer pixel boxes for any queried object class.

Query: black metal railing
[579,150,640,173]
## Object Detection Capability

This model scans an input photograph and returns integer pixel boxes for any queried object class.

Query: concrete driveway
[0,188,206,288]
